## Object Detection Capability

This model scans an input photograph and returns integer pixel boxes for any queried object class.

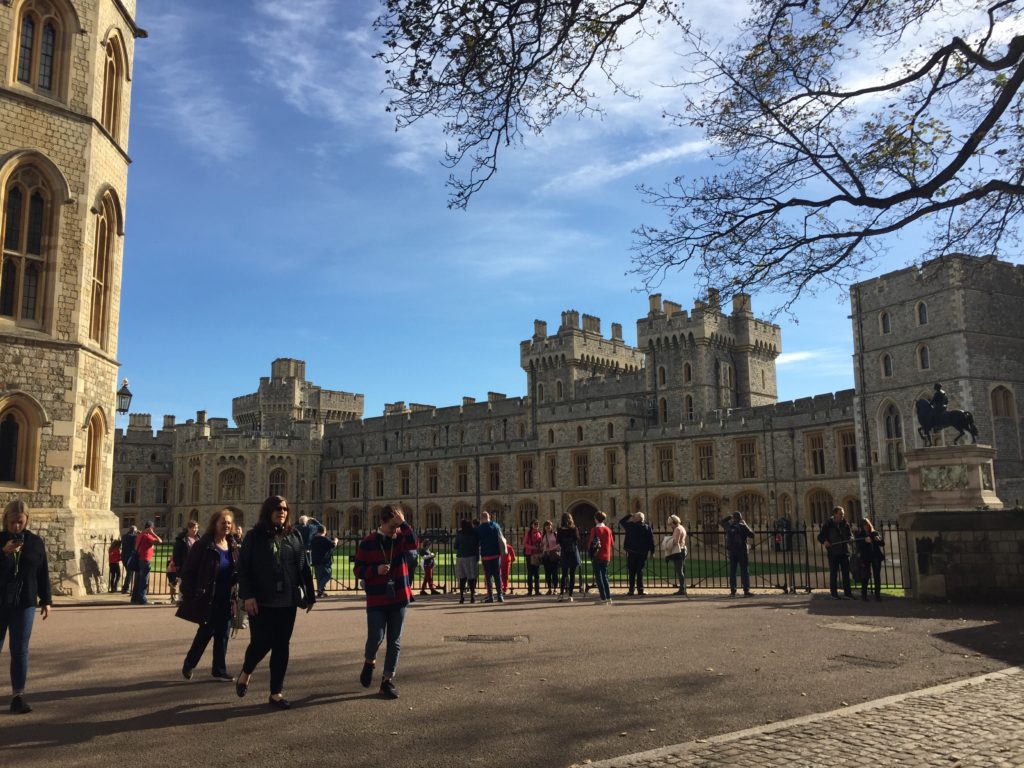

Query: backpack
[588,528,603,560]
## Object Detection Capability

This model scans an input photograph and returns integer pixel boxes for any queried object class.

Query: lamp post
[116,378,133,415]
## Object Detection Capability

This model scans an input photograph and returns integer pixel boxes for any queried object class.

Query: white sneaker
[567,596,574,602]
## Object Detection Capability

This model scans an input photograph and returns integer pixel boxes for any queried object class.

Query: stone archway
[568,500,599,532]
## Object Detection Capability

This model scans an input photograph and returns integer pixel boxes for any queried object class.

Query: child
[419,539,441,595]
[166,552,179,604]
[500,542,516,596]
[108,540,121,593]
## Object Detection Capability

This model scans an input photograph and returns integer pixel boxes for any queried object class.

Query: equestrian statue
[916,383,979,446]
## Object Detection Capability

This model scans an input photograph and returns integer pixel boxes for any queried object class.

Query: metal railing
[98,522,909,598]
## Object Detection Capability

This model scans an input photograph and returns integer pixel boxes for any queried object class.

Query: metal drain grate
[443,634,529,643]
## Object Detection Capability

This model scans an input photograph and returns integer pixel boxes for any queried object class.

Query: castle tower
[636,291,780,424]
[0,1,144,593]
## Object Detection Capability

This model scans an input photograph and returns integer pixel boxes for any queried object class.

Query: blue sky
[116,0,900,428]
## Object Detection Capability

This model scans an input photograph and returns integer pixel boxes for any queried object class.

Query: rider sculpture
[916,382,978,446]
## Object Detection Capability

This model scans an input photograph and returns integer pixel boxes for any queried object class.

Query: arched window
[884,404,905,471]
[424,504,443,530]
[0,395,42,490]
[685,395,694,421]
[683,362,692,382]
[268,467,287,497]
[84,411,104,491]
[879,311,891,335]
[659,397,668,423]
[916,301,928,325]
[735,492,767,526]
[658,366,666,386]
[517,499,539,528]
[576,426,583,442]
[607,422,614,439]
[843,497,863,522]
[556,380,563,400]
[777,493,792,521]
[90,191,119,348]
[14,1,67,97]
[101,34,126,139]
[881,354,893,378]
[918,345,930,370]
[992,386,1015,418]
[537,383,544,402]
[190,470,200,502]
[219,469,244,501]
[177,482,184,504]
[548,429,554,445]
[807,489,834,525]
[2,166,52,327]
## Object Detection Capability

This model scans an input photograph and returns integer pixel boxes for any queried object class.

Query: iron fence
[98,521,909,598]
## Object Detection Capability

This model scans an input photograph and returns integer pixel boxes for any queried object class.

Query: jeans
[131,560,152,604]
[670,549,688,591]
[242,606,297,695]
[314,563,332,595]
[560,564,578,596]
[108,564,120,592]
[121,561,136,594]
[482,558,502,597]
[365,604,407,678]
[0,606,35,693]
[829,552,852,596]
[525,559,541,594]
[542,558,558,591]
[626,552,648,594]
[185,595,232,676]
[728,550,750,594]
[860,558,883,598]
[593,560,610,600]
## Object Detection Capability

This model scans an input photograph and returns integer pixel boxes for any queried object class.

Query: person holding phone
[0,500,52,714]
[353,504,418,699]
[235,495,316,709]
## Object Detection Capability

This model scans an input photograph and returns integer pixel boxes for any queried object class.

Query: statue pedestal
[899,445,1023,602]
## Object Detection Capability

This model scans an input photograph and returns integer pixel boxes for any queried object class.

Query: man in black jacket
[119,526,138,595]
[818,506,854,599]
[722,512,755,597]
[618,512,655,596]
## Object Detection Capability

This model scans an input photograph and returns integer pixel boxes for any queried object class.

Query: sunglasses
[276,505,289,512]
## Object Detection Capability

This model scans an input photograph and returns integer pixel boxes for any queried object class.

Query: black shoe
[743,591,754,597]
[235,674,249,698]
[483,597,494,603]
[470,593,475,603]
[182,662,193,681]
[10,695,31,714]
[408,596,415,603]
[360,662,375,689]
[211,672,233,682]
[459,594,465,604]
[268,695,291,710]
[379,679,399,699]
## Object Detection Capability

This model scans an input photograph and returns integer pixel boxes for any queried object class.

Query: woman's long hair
[256,495,292,533]
[860,518,875,533]
[205,508,235,539]
[560,512,575,529]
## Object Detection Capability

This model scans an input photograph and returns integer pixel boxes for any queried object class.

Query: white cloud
[776,351,821,366]
[137,11,254,161]
[542,139,711,193]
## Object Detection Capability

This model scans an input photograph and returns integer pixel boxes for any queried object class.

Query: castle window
[219,469,244,501]
[658,366,666,386]
[123,476,137,504]
[328,472,338,500]
[737,439,757,479]
[658,397,668,424]
[487,459,500,491]
[807,489,834,525]
[517,500,538,528]
[992,386,1014,418]
[696,442,714,481]
[373,467,384,497]
[456,462,469,493]
[269,468,287,497]
[879,311,891,335]
[427,465,438,494]
[806,433,826,475]
[884,404,905,471]
[838,428,858,473]
[190,470,201,502]
[683,362,692,383]
[349,470,361,498]
[2,168,53,328]
[14,2,68,97]
[177,483,185,504]
[400,466,411,496]
[576,425,583,442]
[101,34,127,140]
[734,492,766,526]
[90,192,120,348]
[84,410,103,491]
[917,345,930,370]
[685,395,694,421]
[518,456,534,489]
[0,397,41,490]
[546,454,557,487]
[155,478,169,504]
[607,422,614,439]
[916,301,928,326]
[605,449,618,484]
[881,354,893,378]
[573,452,589,486]
[548,429,554,445]
[537,383,544,402]
[556,381,563,400]
[657,445,675,482]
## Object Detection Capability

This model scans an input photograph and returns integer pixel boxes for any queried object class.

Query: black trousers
[626,552,648,593]
[242,606,297,695]
[860,559,883,597]
[828,552,852,596]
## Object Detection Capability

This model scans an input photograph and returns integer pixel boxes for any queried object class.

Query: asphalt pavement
[2,589,1022,767]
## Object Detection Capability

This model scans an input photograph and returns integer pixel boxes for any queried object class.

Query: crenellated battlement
[520,307,644,377]
[637,291,780,355]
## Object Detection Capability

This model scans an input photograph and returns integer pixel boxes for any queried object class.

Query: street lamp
[116,378,133,415]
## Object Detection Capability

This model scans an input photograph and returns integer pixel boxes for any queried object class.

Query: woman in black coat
[0,500,52,714]
[178,509,239,682]
[855,518,885,602]
[235,496,315,709]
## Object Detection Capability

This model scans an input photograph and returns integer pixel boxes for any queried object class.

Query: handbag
[588,531,602,560]
[529,553,544,567]
[850,552,866,582]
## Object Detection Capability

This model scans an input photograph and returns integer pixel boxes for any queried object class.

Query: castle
[0,0,143,593]
[111,254,1024,537]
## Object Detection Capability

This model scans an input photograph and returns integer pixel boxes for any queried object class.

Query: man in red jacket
[587,511,615,604]
[131,521,162,605]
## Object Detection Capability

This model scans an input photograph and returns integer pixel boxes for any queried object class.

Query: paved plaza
[2,591,1022,767]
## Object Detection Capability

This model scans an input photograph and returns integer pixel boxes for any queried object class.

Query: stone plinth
[904,445,1003,511]
[899,445,1023,603]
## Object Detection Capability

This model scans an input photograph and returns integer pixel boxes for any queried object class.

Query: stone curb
[577,666,1023,768]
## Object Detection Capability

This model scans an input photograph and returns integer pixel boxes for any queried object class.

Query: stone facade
[1,1,143,593]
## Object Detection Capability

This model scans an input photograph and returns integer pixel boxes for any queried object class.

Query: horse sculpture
[915,399,979,446]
